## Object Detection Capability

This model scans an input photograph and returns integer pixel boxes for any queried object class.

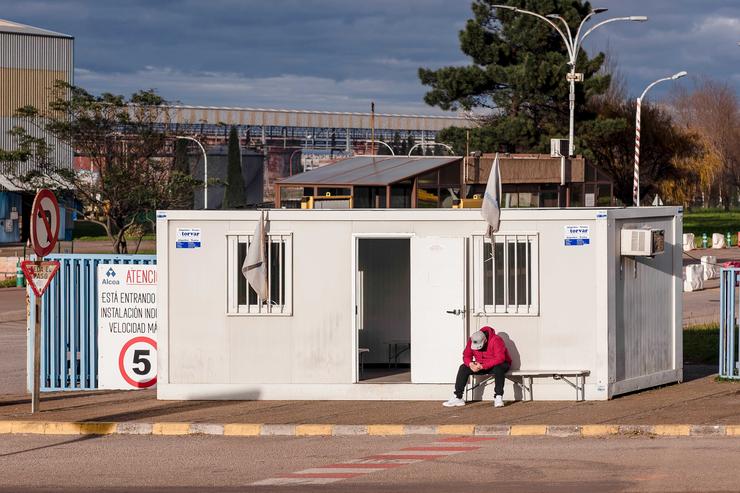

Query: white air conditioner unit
[620,228,665,256]
[550,138,568,157]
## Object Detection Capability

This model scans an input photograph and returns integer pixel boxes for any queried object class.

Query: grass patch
[715,376,740,383]
[683,323,719,365]
[683,210,740,241]
[0,277,19,289]
[74,234,156,242]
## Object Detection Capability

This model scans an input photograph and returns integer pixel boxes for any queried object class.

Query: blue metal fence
[719,268,740,379]
[28,254,157,391]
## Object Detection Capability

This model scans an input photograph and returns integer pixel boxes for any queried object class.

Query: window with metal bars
[472,234,539,315]
[227,233,293,315]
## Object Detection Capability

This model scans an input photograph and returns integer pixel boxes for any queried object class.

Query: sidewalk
[1,367,738,427]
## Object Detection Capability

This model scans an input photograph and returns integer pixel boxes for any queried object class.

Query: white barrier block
[683,264,704,292]
[712,233,725,249]
[701,256,719,280]
[683,233,695,252]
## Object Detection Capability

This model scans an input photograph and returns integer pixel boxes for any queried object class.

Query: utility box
[621,228,665,256]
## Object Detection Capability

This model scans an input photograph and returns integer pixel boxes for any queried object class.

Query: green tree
[419,0,610,154]
[406,134,416,155]
[392,132,402,155]
[222,126,246,209]
[2,81,198,253]
[579,98,701,205]
[173,138,194,209]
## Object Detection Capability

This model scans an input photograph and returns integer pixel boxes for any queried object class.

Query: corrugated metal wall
[0,31,74,179]
[614,217,676,381]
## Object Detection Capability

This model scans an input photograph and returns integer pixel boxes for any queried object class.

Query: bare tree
[670,78,740,208]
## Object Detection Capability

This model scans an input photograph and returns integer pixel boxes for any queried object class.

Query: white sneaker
[442,396,465,407]
[494,395,504,408]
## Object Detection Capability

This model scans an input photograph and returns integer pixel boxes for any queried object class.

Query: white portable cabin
[156,207,682,401]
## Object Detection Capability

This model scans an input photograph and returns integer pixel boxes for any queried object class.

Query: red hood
[480,326,496,338]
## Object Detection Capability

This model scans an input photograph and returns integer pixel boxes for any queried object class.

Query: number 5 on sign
[118,337,157,388]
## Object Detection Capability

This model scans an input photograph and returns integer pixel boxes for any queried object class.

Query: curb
[1,421,739,437]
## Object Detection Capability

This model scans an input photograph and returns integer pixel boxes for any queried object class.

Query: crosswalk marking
[249,436,494,486]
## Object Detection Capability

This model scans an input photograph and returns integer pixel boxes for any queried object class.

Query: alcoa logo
[102,267,120,285]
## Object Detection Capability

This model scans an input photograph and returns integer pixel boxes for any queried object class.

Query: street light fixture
[175,136,208,210]
[633,71,687,207]
[491,5,647,157]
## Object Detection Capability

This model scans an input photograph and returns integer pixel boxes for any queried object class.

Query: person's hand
[469,362,482,372]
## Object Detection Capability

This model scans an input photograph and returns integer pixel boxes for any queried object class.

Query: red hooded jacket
[462,326,512,370]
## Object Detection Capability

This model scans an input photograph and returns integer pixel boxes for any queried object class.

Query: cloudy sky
[2,0,738,114]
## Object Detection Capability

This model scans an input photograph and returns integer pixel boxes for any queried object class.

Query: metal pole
[633,98,641,207]
[632,72,686,207]
[32,294,41,413]
[370,102,375,155]
[568,78,576,157]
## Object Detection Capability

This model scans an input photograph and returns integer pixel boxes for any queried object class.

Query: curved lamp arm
[491,5,573,59]
[407,142,455,157]
[361,140,395,156]
[578,16,647,50]
[639,71,687,102]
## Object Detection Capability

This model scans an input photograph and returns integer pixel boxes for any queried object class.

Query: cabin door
[410,237,466,383]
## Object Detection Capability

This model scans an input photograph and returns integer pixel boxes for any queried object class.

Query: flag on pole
[481,152,502,238]
[242,210,268,301]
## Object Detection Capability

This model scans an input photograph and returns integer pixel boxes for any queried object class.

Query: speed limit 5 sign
[97,264,158,390]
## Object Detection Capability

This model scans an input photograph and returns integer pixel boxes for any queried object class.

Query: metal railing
[28,254,156,391]
[719,268,740,379]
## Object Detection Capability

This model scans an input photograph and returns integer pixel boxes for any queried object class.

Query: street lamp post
[491,6,647,156]
[633,71,687,206]
[175,136,208,209]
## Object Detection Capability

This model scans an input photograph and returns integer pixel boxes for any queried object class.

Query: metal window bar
[483,234,536,314]
[513,236,518,312]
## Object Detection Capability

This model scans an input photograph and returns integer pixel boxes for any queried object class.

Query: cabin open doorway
[356,238,411,382]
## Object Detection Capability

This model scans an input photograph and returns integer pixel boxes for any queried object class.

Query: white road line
[295,467,383,474]
[343,458,422,464]
[374,450,464,456]
[251,477,343,486]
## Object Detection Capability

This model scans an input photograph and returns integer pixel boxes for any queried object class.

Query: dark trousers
[454,362,510,399]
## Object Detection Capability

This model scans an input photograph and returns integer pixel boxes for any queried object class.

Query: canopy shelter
[275,155,463,209]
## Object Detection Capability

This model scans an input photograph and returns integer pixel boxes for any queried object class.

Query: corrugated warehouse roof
[278,156,462,186]
[0,19,72,38]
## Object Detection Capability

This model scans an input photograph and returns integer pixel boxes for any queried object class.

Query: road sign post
[27,189,60,414]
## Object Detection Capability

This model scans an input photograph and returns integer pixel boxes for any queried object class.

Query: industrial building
[465,154,615,208]
[0,19,74,243]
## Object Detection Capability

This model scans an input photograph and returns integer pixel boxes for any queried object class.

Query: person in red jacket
[443,326,512,408]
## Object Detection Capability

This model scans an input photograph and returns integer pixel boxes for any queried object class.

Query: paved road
[0,321,26,395]
[0,434,738,492]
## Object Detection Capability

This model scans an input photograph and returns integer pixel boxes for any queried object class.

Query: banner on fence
[97,264,158,389]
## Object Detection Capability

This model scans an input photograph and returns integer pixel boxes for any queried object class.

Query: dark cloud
[1,0,738,112]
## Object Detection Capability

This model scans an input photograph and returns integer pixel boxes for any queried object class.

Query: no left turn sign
[31,189,60,258]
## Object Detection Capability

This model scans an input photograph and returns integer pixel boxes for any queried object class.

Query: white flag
[242,210,268,301]
[481,152,502,238]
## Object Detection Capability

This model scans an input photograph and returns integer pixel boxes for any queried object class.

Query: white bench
[465,369,590,402]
